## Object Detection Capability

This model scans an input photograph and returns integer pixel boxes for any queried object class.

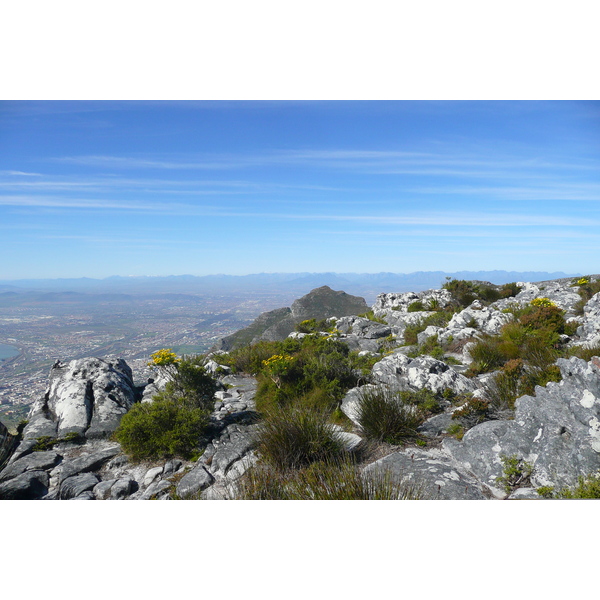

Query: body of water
[0,344,20,361]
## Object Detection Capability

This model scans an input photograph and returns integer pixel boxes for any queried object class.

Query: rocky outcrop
[3,275,600,501]
[442,356,600,496]
[216,286,368,350]
[576,292,600,348]
[23,358,138,442]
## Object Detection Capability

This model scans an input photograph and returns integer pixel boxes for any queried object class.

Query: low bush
[496,454,534,495]
[114,399,209,461]
[407,300,425,312]
[256,405,348,471]
[555,472,600,498]
[156,355,218,410]
[295,318,333,334]
[451,397,490,428]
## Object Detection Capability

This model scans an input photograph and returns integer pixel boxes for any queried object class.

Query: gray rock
[0,451,61,483]
[59,473,100,499]
[418,412,455,438]
[56,446,121,483]
[443,356,600,494]
[576,292,600,348]
[335,316,392,339]
[372,352,477,395]
[140,479,173,500]
[362,447,487,500]
[205,424,260,478]
[110,478,138,499]
[23,357,137,440]
[0,469,49,500]
[94,479,118,500]
[71,491,96,500]
[176,464,215,498]
[143,466,164,487]
[0,420,16,470]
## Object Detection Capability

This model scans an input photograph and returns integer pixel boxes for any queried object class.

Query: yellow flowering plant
[262,354,295,389]
[148,348,180,380]
[530,297,556,308]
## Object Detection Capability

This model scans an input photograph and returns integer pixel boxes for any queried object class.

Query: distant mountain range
[0,270,581,303]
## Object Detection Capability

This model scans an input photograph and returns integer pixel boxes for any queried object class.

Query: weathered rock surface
[576,292,600,348]
[443,356,600,496]
[0,451,61,483]
[0,469,49,500]
[0,420,15,470]
[362,447,488,500]
[23,358,138,441]
[371,352,477,395]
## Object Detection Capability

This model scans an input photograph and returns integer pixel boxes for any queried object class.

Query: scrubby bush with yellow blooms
[148,348,180,380]
[262,354,295,388]
[530,297,556,308]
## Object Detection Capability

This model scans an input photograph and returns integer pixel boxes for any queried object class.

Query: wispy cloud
[0,170,42,177]
[3,193,597,228]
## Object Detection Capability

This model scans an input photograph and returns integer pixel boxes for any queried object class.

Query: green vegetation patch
[355,386,438,445]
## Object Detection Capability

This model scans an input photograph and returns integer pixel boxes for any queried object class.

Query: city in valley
[0,285,302,430]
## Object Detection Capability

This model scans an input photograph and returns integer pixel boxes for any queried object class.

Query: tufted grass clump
[234,459,426,500]
[256,405,348,471]
[355,386,428,444]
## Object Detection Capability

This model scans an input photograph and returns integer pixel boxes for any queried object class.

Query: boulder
[0,469,49,500]
[576,292,600,348]
[371,352,477,396]
[0,451,61,483]
[175,464,215,498]
[59,473,99,499]
[23,358,137,440]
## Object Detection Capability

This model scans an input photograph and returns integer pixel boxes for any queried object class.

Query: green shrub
[499,282,522,298]
[114,399,209,461]
[234,459,425,500]
[407,301,425,312]
[358,310,387,324]
[157,355,218,410]
[295,318,333,334]
[556,472,600,498]
[256,405,348,471]
[356,386,426,444]
[496,454,534,495]
[451,397,490,427]
[216,340,281,374]
[566,344,600,362]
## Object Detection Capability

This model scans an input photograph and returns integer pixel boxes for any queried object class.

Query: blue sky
[1,100,599,280]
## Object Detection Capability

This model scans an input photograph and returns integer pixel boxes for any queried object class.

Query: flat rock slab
[60,473,100,499]
[176,464,215,498]
[362,447,487,500]
[0,469,50,500]
[0,451,61,483]
[56,446,121,483]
